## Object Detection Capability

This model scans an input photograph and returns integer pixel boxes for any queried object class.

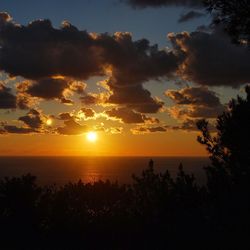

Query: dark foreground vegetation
[1,88,250,250]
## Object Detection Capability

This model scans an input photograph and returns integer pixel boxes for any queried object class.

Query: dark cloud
[131,125,167,134]
[0,83,16,109]
[57,119,88,135]
[1,109,45,134]
[169,29,250,87]
[100,32,181,87]
[106,107,145,123]
[17,78,87,105]
[166,86,222,107]
[169,105,223,119]
[131,121,204,134]
[178,11,205,23]
[18,109,44,129]
[105,107,158,124]
[108,84,164,113]
[80,94,100,105]
[58,112,73,120]
[26,78,68,100]
[0,127,6,134]
[171,118,216,132]
[97,32,180,113]
[167,87,225,119]
[60,97,74,105]
[0,15,181,115]
[0,15,180,85]
[187,105,225,118]
[0,83,35,110]
[3,125,36,134]
[125,0,202,8]
[0,18,105,80]
[80,108,95,118]
[16,93,34,110]
[171,119,200,131]
[18,78,70,102]
[148,126,166,132]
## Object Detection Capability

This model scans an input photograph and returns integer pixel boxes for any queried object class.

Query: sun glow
[46,119,53,126]
[86,132,97,142]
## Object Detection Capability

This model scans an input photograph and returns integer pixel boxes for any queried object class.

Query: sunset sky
[0,0,247,156]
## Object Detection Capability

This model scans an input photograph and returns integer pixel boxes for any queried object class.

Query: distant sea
[0,156,209,185]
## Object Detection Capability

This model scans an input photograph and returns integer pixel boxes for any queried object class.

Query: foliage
[197,86,250,186]
[204,0,250,43]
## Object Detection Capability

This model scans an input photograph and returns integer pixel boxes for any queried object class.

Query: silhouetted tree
[197,86,250,185]
[197,86,250,248]
[205,0,250,43]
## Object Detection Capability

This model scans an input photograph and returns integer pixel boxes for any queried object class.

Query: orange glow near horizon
[0,131,208,157]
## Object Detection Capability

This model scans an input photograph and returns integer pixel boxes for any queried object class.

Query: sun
[46,119,53,126]
[86,131,97,142]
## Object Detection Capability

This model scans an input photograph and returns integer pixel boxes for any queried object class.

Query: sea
[0,156,210,186]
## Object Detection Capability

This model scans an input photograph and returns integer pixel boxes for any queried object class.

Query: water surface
[0,156,209,185]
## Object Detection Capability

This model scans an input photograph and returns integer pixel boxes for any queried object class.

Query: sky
[0,0,247,156]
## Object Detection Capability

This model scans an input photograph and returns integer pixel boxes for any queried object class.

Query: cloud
[166,86,225,119]
[169,105,225,119]
[131,120,205,134]
[1,109,46,134]
[3,12,247,124]
[131,125,167,134]
[69,81,87,95]
[0,127,6,134]
[0,15,180,84]
[169,29,250,87]
[166,86,222,106]
[17,78,86,104]
[16,93,35,110]
[80,92,109,106]
[97,32,180,113]
[2,125,36,134]
[107,84,164,113]
[109,127,123,134]
[0,18,105,80]
[18,109,44,129]
[56,118,88,135]
[80,94,100,105]
[105,107,159,124]
[57,111,89,135]
[58,112,74,120]
[60,97,74,105]
[0,15,181,115]
[25,78,68,99]
[171,119,200,131]
[171,118,216,132]
[124,0,202,8]
[0,83,33,110]
[178,11,205,23]
[0,83,16,109]
[79,108,95,118]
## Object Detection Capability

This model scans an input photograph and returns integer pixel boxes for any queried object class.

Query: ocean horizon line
[0,155,208,158]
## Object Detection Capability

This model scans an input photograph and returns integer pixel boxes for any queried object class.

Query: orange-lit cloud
[105,107,159,124]
[166,86,226,119]
[1,109,48,134]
